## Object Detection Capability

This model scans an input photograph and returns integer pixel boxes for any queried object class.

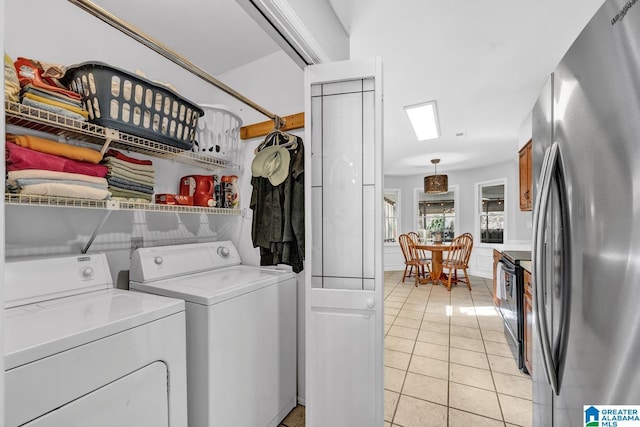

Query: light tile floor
[279,271,533,427]
[384,270,532,427]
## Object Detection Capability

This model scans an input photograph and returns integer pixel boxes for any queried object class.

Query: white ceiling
[91,0,281,75]
[90,0,607,175]
[328,0,607,175]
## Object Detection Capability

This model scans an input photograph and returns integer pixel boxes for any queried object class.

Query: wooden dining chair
[399,234,431,286]
[408,231,431,266]
[442,233,473,291]
[407,231,420,243]
[398,234,416,282]
[461,232,474,268]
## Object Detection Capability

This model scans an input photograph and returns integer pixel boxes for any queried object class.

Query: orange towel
[7,134,103,164]
[14,57,82,100]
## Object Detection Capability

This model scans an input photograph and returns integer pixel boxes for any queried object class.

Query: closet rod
[68,0,285,127]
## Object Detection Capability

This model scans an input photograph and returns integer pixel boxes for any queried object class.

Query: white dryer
[4,253,188,427]
[129,241,297,427]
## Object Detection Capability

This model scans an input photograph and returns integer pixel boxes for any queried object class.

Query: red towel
[105,149,153,166]
[6,142,108,177]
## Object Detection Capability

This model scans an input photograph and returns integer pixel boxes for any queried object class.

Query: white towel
[496,263,507,300]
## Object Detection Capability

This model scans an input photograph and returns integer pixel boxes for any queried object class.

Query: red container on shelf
[155,194,193,206]
[179,175,215,207]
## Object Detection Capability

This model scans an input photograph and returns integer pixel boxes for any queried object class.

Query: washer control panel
[130,241,241,283]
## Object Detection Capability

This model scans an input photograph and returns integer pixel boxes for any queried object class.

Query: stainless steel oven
[497,250,530,374]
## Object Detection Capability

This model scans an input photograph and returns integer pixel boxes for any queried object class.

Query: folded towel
[102,156,155,173]
[8,134,102,164]
[21,97,87,121]
[7,169,107,185]
[22,84,84,109]
[5,53,20,102]
[6,142,108,177]
[19,182,111,200]
[16,178,108,191]
[14,57,81,100]
[22,92,89,118]
[107,167,155,185]
[105,149,153,166]
[107,176,154,194]
[108,187,153,202]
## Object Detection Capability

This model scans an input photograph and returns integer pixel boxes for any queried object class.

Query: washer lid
[130,265,295,306]
[4,289,184,370]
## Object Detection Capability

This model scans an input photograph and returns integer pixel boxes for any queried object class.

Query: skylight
[404,101,440,141]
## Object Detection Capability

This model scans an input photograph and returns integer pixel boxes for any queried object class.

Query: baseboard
[469,268,492,279]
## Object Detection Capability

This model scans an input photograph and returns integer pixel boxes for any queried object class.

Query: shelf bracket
[81,210,114,254]
[100,128,120,156]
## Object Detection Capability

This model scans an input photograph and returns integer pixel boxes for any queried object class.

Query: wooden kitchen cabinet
[523,268,533,374]
[519,139,533,211]
[492,249,501,306]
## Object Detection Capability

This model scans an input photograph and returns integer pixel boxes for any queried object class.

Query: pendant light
[424,159,448,194]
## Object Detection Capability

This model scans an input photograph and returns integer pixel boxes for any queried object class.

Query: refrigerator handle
[532,141,560,395]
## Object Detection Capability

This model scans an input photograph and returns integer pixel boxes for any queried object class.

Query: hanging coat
[250,137,304,273]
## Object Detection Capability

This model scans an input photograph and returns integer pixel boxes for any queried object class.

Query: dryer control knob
[217,246,230,258]
[154,256,163,265]
[80,266,94,279]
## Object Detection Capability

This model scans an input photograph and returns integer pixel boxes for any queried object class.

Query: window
[384,190,400,243]
[416,189,456,242]
[478,181,505,244]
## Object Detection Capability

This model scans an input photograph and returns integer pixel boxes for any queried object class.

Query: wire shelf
[5,193,241,215]
[4,100,241,171]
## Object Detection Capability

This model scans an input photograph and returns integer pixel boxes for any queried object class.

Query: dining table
[414,242,454,285]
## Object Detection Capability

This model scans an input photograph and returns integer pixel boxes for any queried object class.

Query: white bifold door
[304,57,384,427]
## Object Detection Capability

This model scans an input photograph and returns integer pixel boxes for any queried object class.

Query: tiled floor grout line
[446,284,452,427]
[390,276,415,426]
[472,278,508,426]
[383,273,529,427]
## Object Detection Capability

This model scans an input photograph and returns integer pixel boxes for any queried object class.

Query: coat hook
[274,115,286,130]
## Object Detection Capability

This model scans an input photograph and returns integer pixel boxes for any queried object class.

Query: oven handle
[498,259,516,275]
[532,141,559,395]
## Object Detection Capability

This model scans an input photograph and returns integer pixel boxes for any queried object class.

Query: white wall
[285,0,349,61]
[385,159,532,277]
[4,0,307,405]
[519,110,533,149]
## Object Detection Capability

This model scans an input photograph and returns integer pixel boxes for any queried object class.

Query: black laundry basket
[63,62,204,150]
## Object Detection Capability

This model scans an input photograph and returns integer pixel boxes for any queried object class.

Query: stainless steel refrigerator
[532,1,640,425]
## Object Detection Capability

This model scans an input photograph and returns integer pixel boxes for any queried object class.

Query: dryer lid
[130,265,295,305]
[4,289,184,370]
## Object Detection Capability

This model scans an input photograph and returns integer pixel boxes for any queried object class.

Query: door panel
[321,92,364,278]
[305,58,383,427]
[309,289,376,427]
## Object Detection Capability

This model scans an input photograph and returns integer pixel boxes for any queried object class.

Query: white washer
[129,241,297,427]
[4,253,188,427]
